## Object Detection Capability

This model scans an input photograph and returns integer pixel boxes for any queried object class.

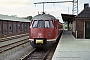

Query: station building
[62,3,90,39]
[0,14,30,38]
[73,3,90,39]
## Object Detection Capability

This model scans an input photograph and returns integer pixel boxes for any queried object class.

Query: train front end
[29,14,58,48]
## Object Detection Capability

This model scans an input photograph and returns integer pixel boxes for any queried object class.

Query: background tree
[26,16,32,20]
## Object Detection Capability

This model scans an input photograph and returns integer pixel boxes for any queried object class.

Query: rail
[0,33,28,42]
[21,48,49,60]
[0,38,29,54]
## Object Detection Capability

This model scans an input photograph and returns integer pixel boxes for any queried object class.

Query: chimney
[84,3,89,9]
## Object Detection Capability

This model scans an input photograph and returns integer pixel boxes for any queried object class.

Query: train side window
[45,21,50,28]
[38,20,44,28]
[50,20,54,28]
[32,20,38,28]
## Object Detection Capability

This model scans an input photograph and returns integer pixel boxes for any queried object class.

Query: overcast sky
[0,0,90,22]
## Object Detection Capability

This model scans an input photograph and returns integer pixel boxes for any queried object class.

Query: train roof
[0,14,30,22]
[32,13,57,20]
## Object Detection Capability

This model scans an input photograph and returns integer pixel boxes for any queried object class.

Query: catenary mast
[34,0,78,15]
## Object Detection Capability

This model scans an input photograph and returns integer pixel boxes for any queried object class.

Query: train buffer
[52,30,90,60]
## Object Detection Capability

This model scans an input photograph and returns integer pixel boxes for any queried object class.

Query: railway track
[45,43,58,60]
[0,33,28,42]
[0,33,30,60]
[21,48,49,60]
[20,42,58,60]
[0,37,29,54]
[27,49,49,60]
[19,31,62,60]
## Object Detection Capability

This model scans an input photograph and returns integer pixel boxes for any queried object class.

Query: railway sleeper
[0,40,30,60]
[0,36,29,48]
[0,37,28,47]
[0,39,29,53]
[0,33,28,42]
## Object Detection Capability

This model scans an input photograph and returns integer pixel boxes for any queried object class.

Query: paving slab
[52,30,90,60]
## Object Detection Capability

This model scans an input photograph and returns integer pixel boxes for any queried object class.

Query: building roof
[32,13,57,20]
[61,14,75,22]
[76,7,90,18]
[0,14,30,22]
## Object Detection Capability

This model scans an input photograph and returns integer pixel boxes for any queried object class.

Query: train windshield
[45,21,50,28]
[38,21,44,28]
[32,20,38,28]
[32,20,54,28]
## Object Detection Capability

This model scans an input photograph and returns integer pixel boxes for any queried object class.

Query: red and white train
[29,13,63,48]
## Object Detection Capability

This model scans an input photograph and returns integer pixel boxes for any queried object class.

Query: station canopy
[61,14,76,22]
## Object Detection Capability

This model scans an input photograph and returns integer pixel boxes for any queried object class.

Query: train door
[85,21,90,39]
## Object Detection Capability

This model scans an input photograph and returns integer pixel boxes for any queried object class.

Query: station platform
[52,30,90,60]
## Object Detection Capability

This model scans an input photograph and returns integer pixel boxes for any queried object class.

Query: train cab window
[50,20,54,28]
[32,20,38,28]
[45,21,50,28]
[38,20,44,28]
